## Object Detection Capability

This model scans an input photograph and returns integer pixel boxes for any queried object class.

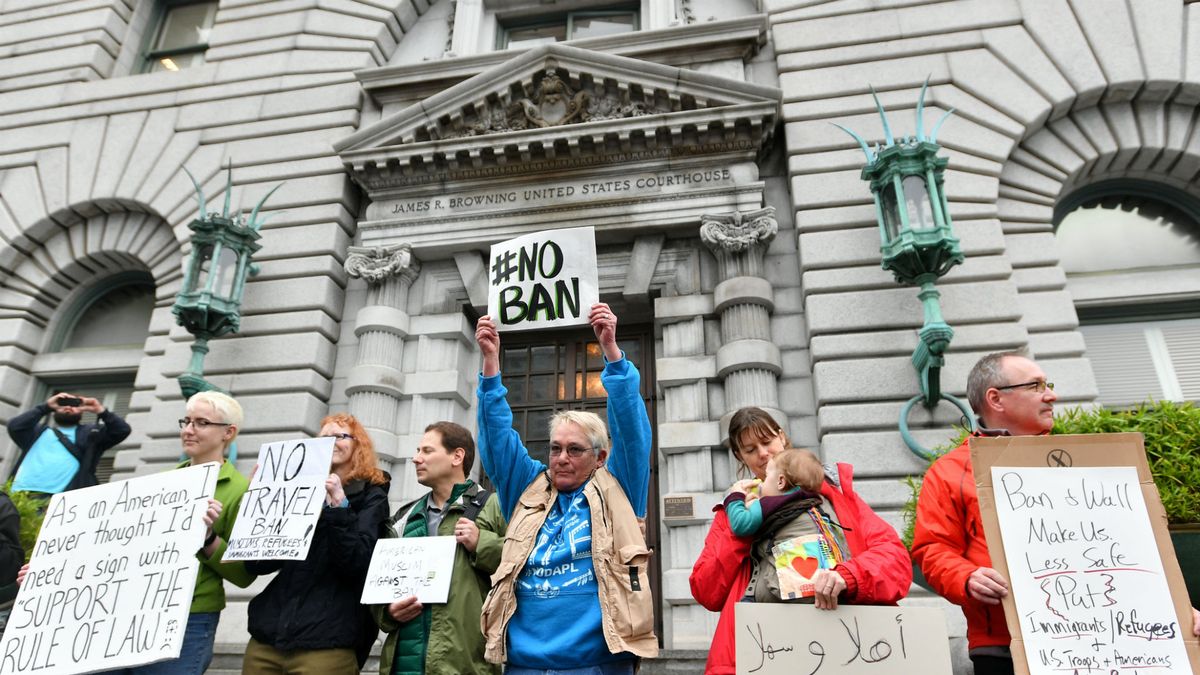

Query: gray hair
[549,410,609,456]
[966,350,1029,417]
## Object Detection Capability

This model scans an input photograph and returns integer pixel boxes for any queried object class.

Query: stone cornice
[336,44,781,191]
[354,15,769,104]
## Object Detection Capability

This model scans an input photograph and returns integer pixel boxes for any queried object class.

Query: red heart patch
[790,555,819,579]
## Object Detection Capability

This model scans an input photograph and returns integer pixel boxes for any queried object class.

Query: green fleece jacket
[181,459,256,612]
[373,481,505,675]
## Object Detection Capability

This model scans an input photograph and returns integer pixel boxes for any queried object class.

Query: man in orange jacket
[913,351,1200,675]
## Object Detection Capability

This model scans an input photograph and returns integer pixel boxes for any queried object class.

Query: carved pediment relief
[335,43,781,190]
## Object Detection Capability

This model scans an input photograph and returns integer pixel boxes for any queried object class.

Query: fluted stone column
[700,206,783,431]
[343,244,421,474]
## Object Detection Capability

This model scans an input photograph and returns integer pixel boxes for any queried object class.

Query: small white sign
[223,437,335,562]
[0,462,219,675]
[734,604,952,675]
[486,226,599,332]
[360,537,457,605]
[991,466,1194,675]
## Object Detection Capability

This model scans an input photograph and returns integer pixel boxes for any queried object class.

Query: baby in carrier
[724,449,850,603]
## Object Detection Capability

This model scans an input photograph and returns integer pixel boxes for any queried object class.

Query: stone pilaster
[343,243,421,474]
[700,206,783,430]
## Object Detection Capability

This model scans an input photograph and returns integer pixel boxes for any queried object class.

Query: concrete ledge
[655,293,714,322]
[713,275,774,313]
[353,304,410,338]
[656,355,716,386]
[658,420,720,453]
[345,363,405,398]
[716,338,782,378]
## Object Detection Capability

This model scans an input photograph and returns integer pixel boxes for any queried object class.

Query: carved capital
[699,207,778,279]
[345,243,421,285]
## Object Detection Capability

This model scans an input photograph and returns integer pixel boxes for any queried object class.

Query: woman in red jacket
[689,407,913,675]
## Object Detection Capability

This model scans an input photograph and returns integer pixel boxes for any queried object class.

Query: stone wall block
[1027,330,1087,359]
[1015,0,1107,107]
[819,400,971,434]
[1016,289,1079,332]
[822,430,951,476]
[807,281,1021,336]
[1002,232,1060,268]
[1069,0,1146,102]
[983,25,1076,119]
[810,321,1028,361]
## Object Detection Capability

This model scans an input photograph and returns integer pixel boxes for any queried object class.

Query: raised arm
[591,303,652,517]
[475,316,544,520]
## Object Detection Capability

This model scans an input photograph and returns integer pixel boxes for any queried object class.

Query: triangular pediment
[336,44,780,190]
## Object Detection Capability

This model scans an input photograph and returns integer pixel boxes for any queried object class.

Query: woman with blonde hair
[242,413,390,674]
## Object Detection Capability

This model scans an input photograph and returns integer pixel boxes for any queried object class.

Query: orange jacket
[911,435,1010,650]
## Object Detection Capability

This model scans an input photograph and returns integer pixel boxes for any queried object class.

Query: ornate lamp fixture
[835,81,974,459]
[173,166,280,399]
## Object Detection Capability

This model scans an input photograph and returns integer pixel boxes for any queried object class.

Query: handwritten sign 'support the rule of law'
[734,604,952,675]
[991,466,1194,674]
[486,226,599,332]
[0,462,219,675]
[223,437,334,562]
[360,536,456,605]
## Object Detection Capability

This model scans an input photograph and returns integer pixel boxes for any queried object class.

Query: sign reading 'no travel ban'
[0,463,219,675]
[973,433,1200,675]
[223,436,335,562]
[487,226,599,332]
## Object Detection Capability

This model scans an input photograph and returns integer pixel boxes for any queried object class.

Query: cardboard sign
[973,433,1200,675]
[360,537,456,605]
[486,226,599,331]
[223,437,334,562]
[734,603,952,674]
[0,462,219,675]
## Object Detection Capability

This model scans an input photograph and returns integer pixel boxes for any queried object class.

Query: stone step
[206,643,706,674]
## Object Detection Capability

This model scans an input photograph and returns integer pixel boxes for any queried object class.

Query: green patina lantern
[173,166,279,400]
[835,80,974,459]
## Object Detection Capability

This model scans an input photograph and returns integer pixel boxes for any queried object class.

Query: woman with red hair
[242,413,390,674]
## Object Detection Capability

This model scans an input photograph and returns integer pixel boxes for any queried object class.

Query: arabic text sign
[487,226,599,331]
[0,462,219,675]
[734,604,951,674]
[223,437,334,562]
[360,537,456,605]
[991,466,1193,674]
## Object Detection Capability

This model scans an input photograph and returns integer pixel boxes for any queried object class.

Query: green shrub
[899,400,1200,549]
[1052,400,1200,525]
[2,481,46,563]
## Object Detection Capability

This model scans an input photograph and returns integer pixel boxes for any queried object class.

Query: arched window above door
[1054,180,1200,408]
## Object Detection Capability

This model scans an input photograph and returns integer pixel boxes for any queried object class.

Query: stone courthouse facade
[1,0,1198,670]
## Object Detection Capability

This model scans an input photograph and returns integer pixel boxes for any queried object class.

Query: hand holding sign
[588,302,621,362]
[486,226,599,331]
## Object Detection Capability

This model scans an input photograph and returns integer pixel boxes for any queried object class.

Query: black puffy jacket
[245,476,390,666]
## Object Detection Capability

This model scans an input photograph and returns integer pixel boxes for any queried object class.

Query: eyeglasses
[178,418,232,429]
[549,443,594,458]
[995,380,1054,393]
[324,433,354,441]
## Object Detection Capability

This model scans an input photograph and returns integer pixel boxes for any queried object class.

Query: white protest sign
[223,437,334,562]
[0,462,219,675]
[487,226,599,331]
[991,466,1194,674]
[734,603,951,674]
[360,537,457,605]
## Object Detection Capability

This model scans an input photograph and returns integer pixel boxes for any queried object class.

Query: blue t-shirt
[12,426,79,493]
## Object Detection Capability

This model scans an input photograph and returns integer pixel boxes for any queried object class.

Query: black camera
[57,396,83,407]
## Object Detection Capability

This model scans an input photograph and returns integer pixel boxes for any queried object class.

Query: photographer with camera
[6,391,130,496]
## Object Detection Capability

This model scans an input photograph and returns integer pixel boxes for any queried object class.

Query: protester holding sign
[242,413,390,675]
[689,406,912,675]
[912,351,1200,675]
[154,391,257,675]
[474,303,658,674]
[372,421,505,675]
